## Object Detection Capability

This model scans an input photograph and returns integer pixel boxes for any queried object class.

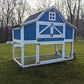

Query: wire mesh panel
[65,42,72,58]
[24,44,36,65]
[39,44,62,61]
[14,47,21,63]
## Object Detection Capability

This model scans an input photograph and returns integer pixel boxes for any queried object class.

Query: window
[49,12,56,21]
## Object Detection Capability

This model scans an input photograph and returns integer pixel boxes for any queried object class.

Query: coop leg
[62,43,65,59]
[36,44,40,64]
[54,44,60,56]
[21,44,24,67]
[54,44,57,55]
[71,42,74,59]
[13,44,15,59]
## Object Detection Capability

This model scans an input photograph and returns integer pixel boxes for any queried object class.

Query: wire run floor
[16,54,62,65]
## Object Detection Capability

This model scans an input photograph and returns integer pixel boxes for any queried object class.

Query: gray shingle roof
[25,11,42,22]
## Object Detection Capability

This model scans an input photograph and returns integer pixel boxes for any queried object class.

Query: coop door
[38,22,65,39]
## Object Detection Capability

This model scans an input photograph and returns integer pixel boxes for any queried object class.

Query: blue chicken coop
[12,6,75,68]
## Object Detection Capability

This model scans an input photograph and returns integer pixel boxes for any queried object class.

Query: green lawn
[0,40,84,84]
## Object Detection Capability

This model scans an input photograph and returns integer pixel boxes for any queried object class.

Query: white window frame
[49,12,56,21]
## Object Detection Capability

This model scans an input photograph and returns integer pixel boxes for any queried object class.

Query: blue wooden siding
[14,29,21,40]
[65,24,73,39]
[39,9,64,23]
[39,25,50,35]
[54,26,63,35]
[24,22,36,40]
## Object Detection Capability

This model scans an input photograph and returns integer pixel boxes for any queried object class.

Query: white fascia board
[13,27,21,30]
[20,19,37,26]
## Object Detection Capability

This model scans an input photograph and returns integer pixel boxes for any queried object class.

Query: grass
[0,40,84,84]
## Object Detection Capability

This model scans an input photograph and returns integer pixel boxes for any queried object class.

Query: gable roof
[25,11,42,22]
[21,6,76,29]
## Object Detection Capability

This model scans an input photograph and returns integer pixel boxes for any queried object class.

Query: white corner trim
[21,26,24,43]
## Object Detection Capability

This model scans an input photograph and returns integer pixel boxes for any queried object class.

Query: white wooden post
[21,26,24,66]
[21,44,24,66]
[62,23,65,59]
[54,44,56,54]
[71,29,74,59]
[54,44,59,55]
[36,21,40,64]
[12,29,15,59]
[36,44,40,64]
[62,43,65,59]
[13,44,15,59]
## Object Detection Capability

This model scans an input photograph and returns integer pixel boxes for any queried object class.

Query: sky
[27,0,38,8]
[27,0,56,8]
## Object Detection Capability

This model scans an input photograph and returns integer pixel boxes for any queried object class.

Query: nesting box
[12,7,75,68]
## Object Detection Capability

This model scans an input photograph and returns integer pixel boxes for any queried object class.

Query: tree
[0,0,17,41]
[36,0,52,12]
[76,0,81,38]
[1,0,17,27]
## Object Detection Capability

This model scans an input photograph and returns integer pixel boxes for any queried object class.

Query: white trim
[62,42,65,59]
[36,21,40,64]
[64,39,73,42]
[21,26,24,43]
[14,44,22,48]
[21,19,37,26]
[38,41,63,45]
[71,29,75,58]
[13,39,21,43]
[71,42,74,58]
[39,25,50,34]
[63,24,65,39]
[13,44,14,59]
[50,24,54,35]
[12,29,14,42]
[21,26,24,66]
[21,44,24,66]
[13,28,20,30]
[24,40,36,44]
[40,58,63,64]
[36,44,40,64]
[13,58,22,67]
[36,21,39,39]
[38,21,64,26]
[38,35,64,38]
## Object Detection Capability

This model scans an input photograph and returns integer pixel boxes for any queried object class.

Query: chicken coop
[12,6,75,68]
